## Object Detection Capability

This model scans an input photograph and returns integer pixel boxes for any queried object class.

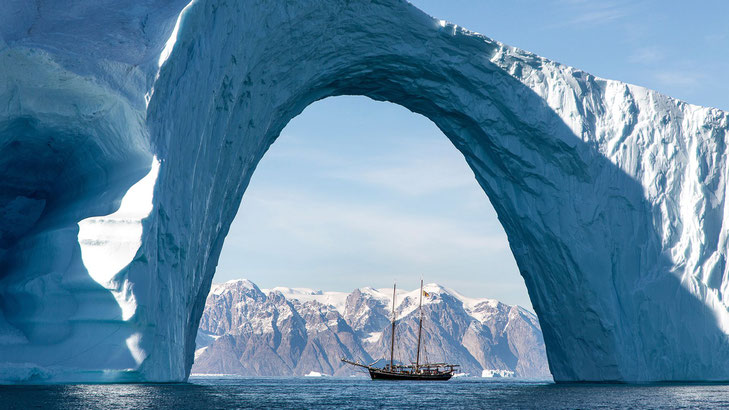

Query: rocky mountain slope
[192,279,550,378]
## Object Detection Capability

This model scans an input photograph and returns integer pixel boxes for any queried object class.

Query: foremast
[390,283,397,371]
[415,279,424,373]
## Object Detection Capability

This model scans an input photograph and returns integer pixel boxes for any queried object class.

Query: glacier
[0,0,728,383]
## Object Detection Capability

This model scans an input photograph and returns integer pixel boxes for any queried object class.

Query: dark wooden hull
[368,368,453,381]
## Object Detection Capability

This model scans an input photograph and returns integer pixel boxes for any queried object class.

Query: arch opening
[192,95,549,378]
[217,95,529,304]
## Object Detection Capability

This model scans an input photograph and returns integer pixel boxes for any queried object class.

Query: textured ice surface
[0,0,728,383]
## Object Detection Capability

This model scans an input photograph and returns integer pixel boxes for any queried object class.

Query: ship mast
[415,279,424,373]
[390,283,397,371]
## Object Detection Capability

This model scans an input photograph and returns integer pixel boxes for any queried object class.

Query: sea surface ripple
[2,376,729,409]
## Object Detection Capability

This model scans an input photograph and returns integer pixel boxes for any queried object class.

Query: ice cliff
[1,0,728,383]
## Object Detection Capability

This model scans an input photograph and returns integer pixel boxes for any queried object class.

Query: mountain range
[192,279,551,378]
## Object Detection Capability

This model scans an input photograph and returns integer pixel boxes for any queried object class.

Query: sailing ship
[341,280,459,380]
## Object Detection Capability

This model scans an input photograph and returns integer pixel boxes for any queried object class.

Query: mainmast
[390,283,397,371]
[415,279,424,373]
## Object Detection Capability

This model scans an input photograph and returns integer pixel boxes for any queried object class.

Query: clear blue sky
[214,1,729,309]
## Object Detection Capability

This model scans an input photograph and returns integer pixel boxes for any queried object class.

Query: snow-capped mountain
[192,280,550,378]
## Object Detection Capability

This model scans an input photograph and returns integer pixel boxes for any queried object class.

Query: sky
[213,1,729,309]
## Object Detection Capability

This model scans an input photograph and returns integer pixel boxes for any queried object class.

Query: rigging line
[422,321,428,364]
[395,330,403,365]
[422,307,432,364]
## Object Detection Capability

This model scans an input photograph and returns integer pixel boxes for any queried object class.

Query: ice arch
[1,0,728,383]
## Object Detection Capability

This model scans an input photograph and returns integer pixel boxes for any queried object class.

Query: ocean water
[2,376,729,409]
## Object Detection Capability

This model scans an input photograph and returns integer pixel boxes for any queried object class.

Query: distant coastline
[193,279,551,379]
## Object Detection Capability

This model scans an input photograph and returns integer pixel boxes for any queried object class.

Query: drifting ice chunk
[482,369,515,378]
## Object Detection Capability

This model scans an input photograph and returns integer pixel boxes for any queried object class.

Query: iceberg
[0,0,728,383]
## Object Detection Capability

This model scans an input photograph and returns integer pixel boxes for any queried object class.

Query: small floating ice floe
[481,369,515,378]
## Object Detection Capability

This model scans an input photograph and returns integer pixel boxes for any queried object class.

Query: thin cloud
[265,132,351,167]
[269,133,480,197]
[705,33,728,43]
[628,47,665,65]
[654,70,705,88]
[236,187,510,265]
[550,0,639,28]
[570,8,626,25]
[333,155,477,196]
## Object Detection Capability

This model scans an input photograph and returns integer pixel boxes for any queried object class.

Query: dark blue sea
[2,376,729,409]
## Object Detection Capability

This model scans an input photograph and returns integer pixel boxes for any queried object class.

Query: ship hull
[368,369,453,381]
